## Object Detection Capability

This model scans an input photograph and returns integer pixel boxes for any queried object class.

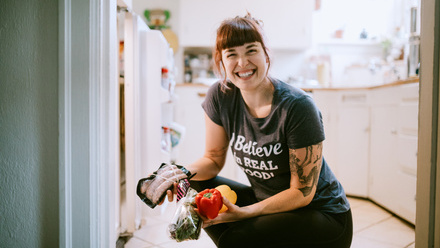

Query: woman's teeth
[237,70,254,78]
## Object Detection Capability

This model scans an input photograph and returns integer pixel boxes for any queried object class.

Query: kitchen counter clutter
[313,79,419,225]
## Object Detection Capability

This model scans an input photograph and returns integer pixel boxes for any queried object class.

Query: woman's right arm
[185,113,230,181]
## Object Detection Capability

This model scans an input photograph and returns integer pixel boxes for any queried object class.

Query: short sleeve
[285,95,325,149]
[201,82,223,126]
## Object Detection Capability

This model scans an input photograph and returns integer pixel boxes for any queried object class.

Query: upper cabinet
[179,0,313,50]
[118,0,132,9]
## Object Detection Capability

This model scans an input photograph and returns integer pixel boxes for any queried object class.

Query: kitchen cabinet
[314,90,370,197]
[314,82,418,225]
[173,84,250,185]
[117,0,132,9]
[178,0,313,50]
[369,83,418,224]
[369,103,399,214]
[173,85,208,165]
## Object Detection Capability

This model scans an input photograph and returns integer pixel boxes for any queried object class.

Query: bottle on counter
[407,6,420,78]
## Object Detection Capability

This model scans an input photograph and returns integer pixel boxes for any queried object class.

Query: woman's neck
[240,78,274,118]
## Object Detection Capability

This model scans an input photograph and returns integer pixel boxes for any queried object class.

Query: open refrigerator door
[119,10,175,236]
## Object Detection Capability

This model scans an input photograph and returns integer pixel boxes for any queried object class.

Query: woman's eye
[247,49,257,54]
[226,54,236,58]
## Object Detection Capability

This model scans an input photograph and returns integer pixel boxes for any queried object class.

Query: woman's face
[221,42,269,91]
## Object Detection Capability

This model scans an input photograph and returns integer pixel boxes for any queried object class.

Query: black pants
[190,176,353,248]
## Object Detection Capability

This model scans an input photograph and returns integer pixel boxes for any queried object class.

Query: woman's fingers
[195,208,212,228]
[167,189,174,202]
[172,182,178,195]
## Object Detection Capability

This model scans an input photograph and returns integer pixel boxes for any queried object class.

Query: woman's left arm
[204,142,323,226]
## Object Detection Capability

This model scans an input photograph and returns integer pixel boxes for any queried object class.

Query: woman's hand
[157,182,178,205]
[197,197,246,228]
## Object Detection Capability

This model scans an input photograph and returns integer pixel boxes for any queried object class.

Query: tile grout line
[404,241,415,248]
[127,236,155,247]
[353,215,394,233]
[354,215,415,247]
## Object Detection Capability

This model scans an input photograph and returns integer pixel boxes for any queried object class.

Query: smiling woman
[169,13,354,248]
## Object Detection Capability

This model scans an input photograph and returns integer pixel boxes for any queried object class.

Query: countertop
[300,77,419,92]
[176,77,420,93]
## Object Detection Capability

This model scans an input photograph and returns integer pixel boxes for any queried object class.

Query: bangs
[216,18,264,50]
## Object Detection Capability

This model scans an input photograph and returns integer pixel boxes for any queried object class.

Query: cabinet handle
[342,94,366,103]
[391,129,397,135]
[198,92,206,97]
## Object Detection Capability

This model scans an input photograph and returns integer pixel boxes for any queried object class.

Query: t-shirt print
[229,132,283,180]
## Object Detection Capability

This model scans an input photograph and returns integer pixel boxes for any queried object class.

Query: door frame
[57,0,440,246]
[59,0,119,247]
[416,0,440,247]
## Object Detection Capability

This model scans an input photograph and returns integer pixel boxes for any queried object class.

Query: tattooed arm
[202,142,323,227]
[289,142,323,204]
[247,142,323,213]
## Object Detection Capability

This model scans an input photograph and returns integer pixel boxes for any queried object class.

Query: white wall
[0,1,59,247]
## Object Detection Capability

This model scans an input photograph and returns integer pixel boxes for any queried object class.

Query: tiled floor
[125,197,415,248]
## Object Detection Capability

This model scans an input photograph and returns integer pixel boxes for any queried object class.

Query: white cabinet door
[314,90,370,197]
[312,91,339,176]
[179,0,313,49]
[179,0,242,47]
[173,86,208,165]
[173,85,239,181]
[369,104,399,212]
[241,0,313,50]
[369,83,418,225]
[394,83,418,224]
[336,105,370,197]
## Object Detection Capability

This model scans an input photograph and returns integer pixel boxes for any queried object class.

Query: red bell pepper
[195,188,223,219]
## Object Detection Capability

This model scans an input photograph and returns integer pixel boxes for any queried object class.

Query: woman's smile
[235,69,256,79]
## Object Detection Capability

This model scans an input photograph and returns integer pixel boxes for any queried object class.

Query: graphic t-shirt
[202,79,350,213]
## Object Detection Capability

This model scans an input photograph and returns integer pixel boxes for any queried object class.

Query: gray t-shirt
[202,79,350,213]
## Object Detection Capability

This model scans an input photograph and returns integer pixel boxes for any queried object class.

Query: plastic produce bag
[168,187,202,242]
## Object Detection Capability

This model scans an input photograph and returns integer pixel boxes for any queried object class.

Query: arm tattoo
[289,143,323,197]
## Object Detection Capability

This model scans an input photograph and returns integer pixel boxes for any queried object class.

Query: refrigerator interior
[117,9,174,237]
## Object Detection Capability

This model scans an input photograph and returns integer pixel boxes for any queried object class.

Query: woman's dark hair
[213,13,271,91]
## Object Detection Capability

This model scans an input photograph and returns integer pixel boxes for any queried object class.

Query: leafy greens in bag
[168,187,202,242]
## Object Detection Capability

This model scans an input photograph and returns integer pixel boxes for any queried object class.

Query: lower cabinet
[314,83,418,225]
[369,83,418,225]
[369,104,399,213]
[173,85,247,184]
[313,90,370,197]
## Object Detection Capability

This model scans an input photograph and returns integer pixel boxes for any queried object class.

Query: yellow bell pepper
[215,185,237,213]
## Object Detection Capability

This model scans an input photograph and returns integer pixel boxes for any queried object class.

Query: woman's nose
[237,55,249,67]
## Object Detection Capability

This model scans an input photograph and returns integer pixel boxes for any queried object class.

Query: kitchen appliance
[407,6,420,77]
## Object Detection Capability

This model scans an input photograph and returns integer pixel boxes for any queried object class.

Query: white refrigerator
[119,11,173,235]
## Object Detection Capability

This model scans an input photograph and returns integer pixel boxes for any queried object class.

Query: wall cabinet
[314,83,419,225]
[178,0,313,50]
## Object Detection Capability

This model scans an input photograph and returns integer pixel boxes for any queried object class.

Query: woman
[165,13,352,248]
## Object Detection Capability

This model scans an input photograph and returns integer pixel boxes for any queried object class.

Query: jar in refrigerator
[161,67,169,89]
[161,126,172,154]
